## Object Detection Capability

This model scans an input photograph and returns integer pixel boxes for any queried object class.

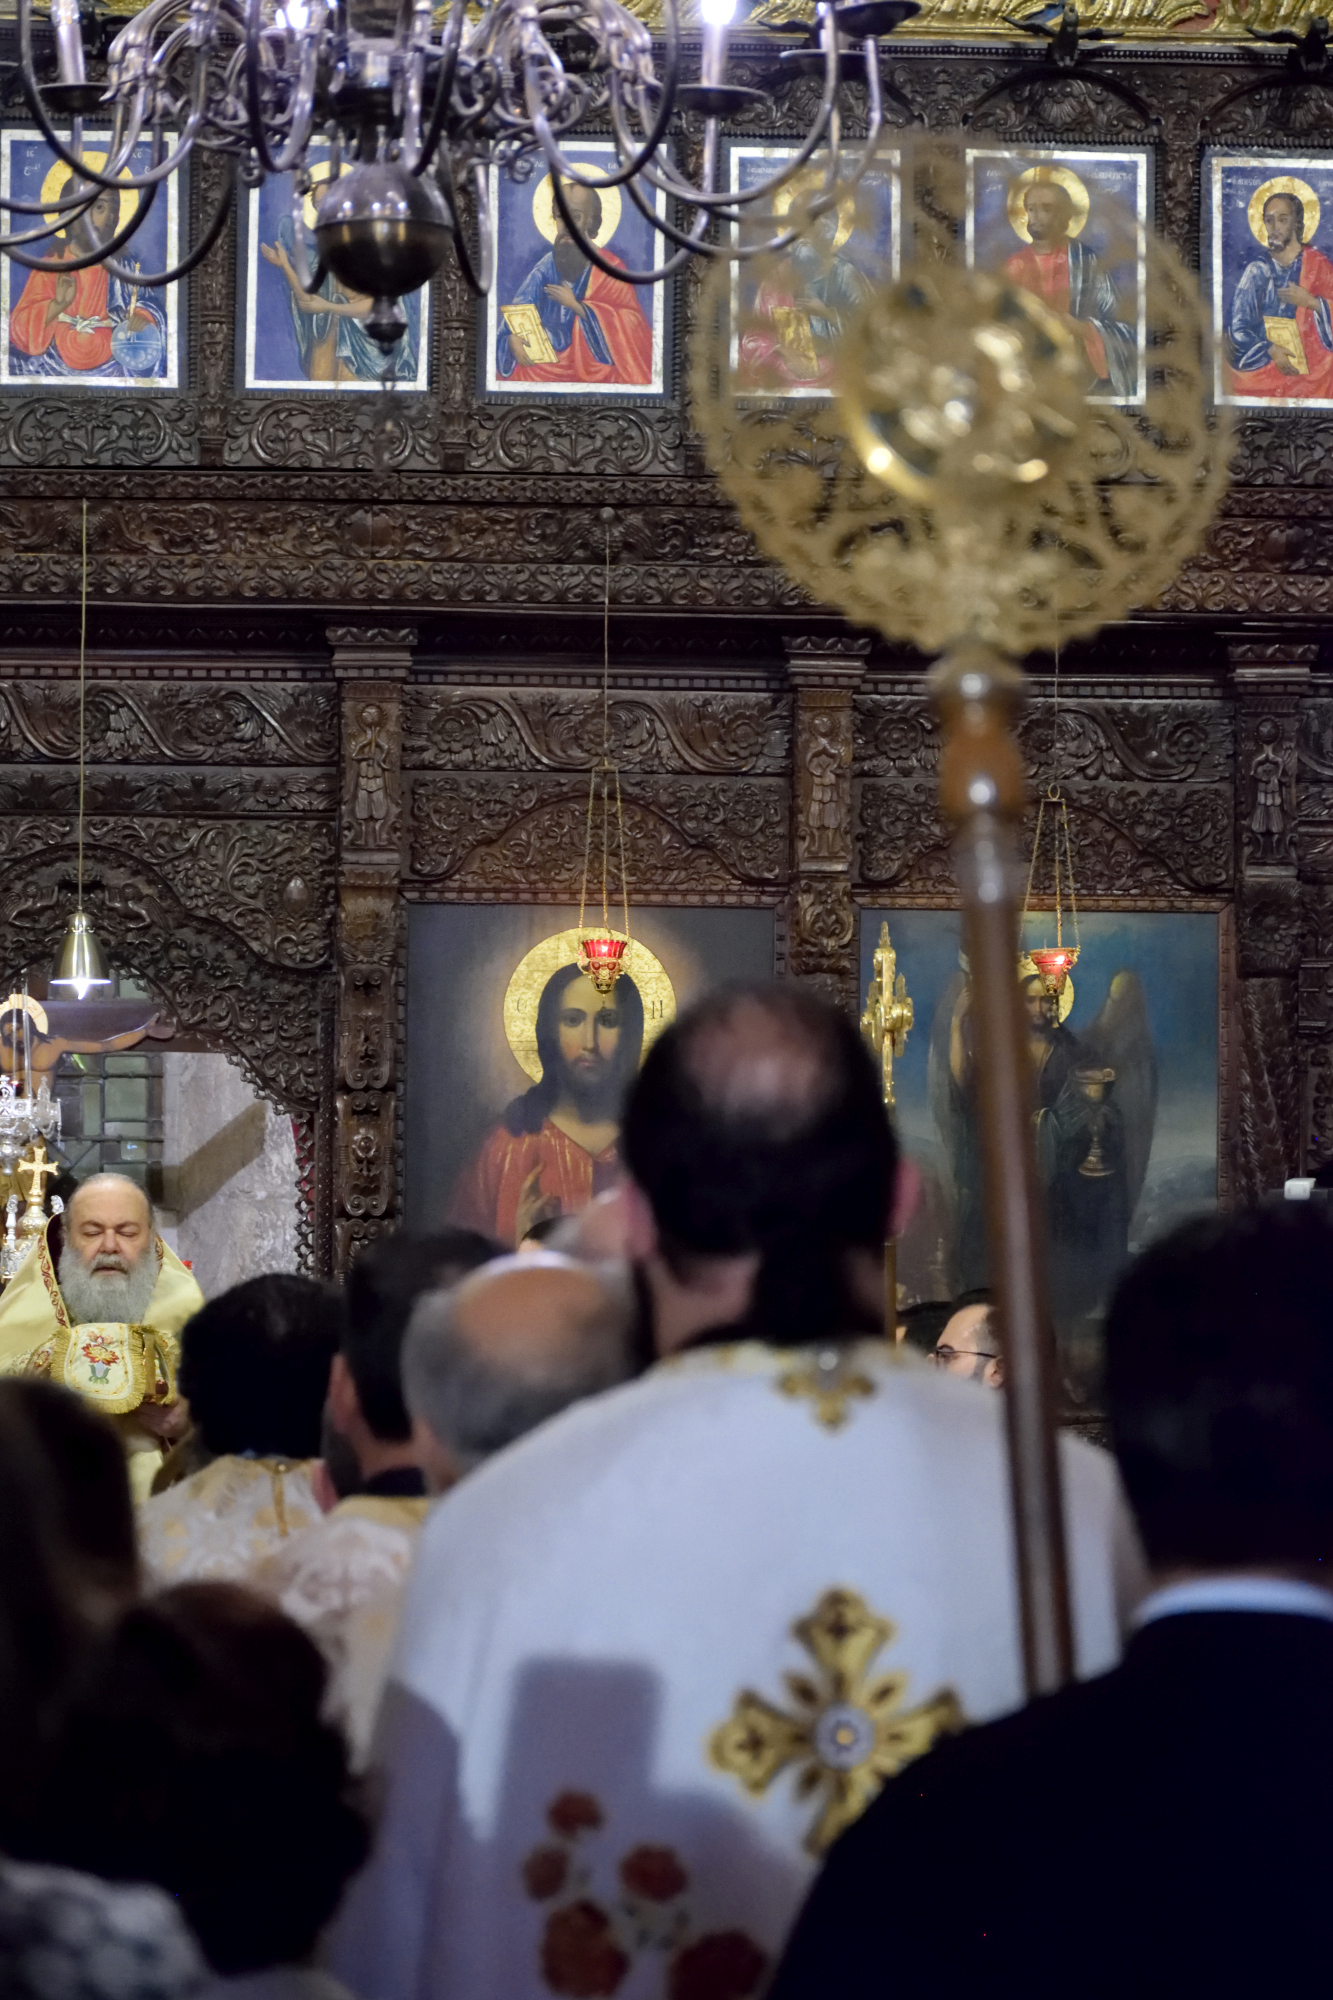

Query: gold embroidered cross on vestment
[710,1587,963,1853]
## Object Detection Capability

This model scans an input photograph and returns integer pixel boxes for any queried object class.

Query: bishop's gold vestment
[0,1217,204,1499]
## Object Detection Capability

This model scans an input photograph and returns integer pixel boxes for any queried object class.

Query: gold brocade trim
[656,1339,894,1431]
[37,1232,70,1333]
[776,1352,876,1431]
[709,1588,963,1854]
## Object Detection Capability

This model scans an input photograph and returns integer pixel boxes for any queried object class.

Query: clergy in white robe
[331,988,1145,2000]
[138,1273,342,1585]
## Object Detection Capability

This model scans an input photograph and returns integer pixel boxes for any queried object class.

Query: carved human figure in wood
[800,708,849,865]
[450,964,645,1247]
[1249,717,1289,861]
[348,704,393,847]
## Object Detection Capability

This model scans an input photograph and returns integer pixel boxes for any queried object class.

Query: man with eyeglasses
[931,1294,1003,1389]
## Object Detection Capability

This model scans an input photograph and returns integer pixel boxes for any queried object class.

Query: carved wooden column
[1230,640,1312,1201]
[785,635,870,1016]
[332,626,413,1274]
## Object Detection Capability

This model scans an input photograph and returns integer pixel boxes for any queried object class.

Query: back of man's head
[1106,1204,1333,1570]
[180,1274,346,1461]
[402,1252,628,1485]
[621,983,897,1346]
[343,1229,502,1442]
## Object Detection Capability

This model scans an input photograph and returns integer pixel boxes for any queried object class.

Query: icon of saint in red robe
[8,179,166,382]
[1227,184,1333,401]
[1003,173,1138,400]
[449,965,645,1247]
[496,179,654,388]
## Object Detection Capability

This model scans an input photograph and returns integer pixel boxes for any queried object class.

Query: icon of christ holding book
[496,175,654,387]
[1228,177,1333,399]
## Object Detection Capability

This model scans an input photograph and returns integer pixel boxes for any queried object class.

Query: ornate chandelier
[12,0,917,351]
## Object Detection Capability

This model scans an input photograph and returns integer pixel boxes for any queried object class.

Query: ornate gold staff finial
[860,921,914,1110]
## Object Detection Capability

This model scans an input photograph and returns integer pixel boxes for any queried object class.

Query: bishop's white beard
[57,1243,158,1327]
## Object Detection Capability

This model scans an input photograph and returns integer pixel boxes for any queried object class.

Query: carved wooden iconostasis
[0,8,1332,1271]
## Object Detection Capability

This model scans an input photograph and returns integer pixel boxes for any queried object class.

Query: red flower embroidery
[541,1900,630,1997]
[523,1846,570,1900]
[668,1930,768,2000]
[618,1844,689,1902]
[548,1791,605,1838]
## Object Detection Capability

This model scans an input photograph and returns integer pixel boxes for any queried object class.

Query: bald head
[621,984,897,1347]
[402,1253,629,1491]
[66,1174,153,1270]
[679,989,839,1136]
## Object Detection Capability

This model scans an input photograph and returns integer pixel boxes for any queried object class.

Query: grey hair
[401,1264,630,1472]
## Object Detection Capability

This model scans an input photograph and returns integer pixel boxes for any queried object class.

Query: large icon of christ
[495,175,654,388]
[448,931,675,1247]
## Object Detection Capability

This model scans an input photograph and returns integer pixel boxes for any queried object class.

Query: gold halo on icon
[1017,952,1075,1023]
[1248,174,1321,246]
[772,168,856,251]
[41,153,135,237]
[503,929,675,1081]
[532,173,622,247]
[1006,164,1090,244]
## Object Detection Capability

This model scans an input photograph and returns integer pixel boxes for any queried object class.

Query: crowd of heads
[2,978,1332,1993]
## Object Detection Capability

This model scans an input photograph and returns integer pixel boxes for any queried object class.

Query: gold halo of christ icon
[448,930,675,1248]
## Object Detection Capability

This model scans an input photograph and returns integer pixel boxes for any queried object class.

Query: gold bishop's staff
[860,921,913,1338]
[691,140,1228,1695]
[933,649,1072,1691]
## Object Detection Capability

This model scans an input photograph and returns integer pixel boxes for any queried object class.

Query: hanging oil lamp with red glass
[1021,785,1079,999]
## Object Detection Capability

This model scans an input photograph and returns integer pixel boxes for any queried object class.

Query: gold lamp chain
[1062,794,1079,955]
[1022,791,1046,929]
[601,521,611,931]
[577,766,595,935]
[77,499,88,908]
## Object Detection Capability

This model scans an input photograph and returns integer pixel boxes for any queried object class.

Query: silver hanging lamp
[50,502,112,1001]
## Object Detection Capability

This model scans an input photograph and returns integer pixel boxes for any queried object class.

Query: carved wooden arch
[0,842,333,1270]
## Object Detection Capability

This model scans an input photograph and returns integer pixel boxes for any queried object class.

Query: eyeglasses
[932,1344,1000,1366]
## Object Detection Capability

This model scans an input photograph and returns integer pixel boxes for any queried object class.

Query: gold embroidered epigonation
[709,1588,963,1853]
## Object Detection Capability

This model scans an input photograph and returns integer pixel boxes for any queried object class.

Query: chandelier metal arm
[434,150,494,294]
[608,163,713,278]
[0,188,105,249]
[3,174,158,272]
[0,0,916,350]
[101,155,238,284]
[533,101,707,284]
[607,18,844,218]
[18,0,209,194]
[616,51,882,261]
[525,0,681,194]
[243,0,325,176]
[406,0,469,175]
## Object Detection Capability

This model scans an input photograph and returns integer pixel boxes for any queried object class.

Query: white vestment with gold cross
[330,1339,1145,2000]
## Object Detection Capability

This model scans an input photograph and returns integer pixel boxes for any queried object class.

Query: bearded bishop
[0,1173,203,1499]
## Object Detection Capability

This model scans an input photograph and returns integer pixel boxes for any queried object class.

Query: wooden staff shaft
[932,644,1073,1696]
